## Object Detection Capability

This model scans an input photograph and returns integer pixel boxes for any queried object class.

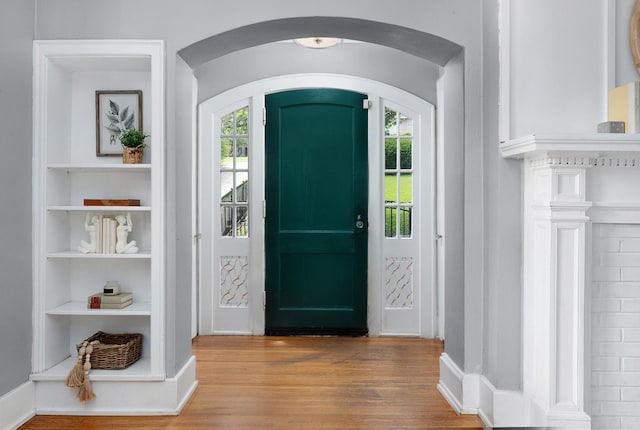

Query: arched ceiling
[178,16,462,69]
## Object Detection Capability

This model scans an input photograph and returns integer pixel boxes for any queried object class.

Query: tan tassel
[77,345,95,402]
[65,342,86,388]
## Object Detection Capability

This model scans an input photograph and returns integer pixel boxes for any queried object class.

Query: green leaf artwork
[105,98,136,145]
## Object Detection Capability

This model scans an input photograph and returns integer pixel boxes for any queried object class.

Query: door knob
[355,214,365,229]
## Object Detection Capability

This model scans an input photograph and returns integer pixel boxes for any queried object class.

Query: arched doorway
[178,17,467,364]
[197,75,436,337]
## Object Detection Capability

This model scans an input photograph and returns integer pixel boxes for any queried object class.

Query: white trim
[478,376,494,427]
[438,354,537,428]
[191,72,199,339]
[462,374,480,414]
[34,356,197,416]
[478,375,531,428]
[0,382,35,430]
[589,201,640,224]
[501,133,640,159]
[209,330,253,336]
[435,81,445,340]
[174,355,199,414]
[437,353,464,414]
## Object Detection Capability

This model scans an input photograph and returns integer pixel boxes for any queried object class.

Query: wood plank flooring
[21,336,483,429]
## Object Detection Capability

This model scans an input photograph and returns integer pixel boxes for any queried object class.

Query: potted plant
[119,128,148,164]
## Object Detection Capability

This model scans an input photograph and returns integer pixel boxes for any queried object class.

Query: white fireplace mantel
[501,134,640,428]
[501,133,640,160]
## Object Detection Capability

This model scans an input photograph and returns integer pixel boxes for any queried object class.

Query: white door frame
[196,73,437,337]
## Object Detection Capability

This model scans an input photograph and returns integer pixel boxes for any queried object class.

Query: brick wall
[591,224,640,430]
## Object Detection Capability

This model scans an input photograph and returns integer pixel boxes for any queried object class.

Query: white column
[523,155,591,428]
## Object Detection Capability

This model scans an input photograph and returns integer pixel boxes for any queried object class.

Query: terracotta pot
[122,147,144,164]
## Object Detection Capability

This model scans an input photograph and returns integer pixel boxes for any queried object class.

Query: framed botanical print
[95,90,143,157]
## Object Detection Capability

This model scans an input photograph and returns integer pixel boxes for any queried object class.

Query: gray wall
[441,52,466,369]
[33,0,512,390]
[0,0,35,397]
[172,56,197,375]
[481,0,522,390]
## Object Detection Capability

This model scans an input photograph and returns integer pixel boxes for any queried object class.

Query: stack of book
[83,199,141,255]
[87,292,133,309]
[97,215,118,254]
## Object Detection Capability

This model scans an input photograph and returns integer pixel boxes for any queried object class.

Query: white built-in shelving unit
[30,40,181,413]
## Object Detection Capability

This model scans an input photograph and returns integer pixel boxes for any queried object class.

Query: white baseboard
[437,353,464,414]
[175,355,198,414]
[462,373,480,414]
[478,374,530,428]
[34,356,198,415]
[438,353,532,428]
[0,381,35,430]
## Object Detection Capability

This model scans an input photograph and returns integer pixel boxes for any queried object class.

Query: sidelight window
[384,107,413,238]
[220,106,249,237]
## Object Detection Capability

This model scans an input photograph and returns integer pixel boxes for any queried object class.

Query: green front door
[265,89,368,335]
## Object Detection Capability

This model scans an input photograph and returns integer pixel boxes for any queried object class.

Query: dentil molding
[500,133,640,166]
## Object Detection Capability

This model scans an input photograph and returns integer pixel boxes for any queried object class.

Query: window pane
[383,107,415,240]
[385,108,397,136]
[236,173,248,203]
[385,206,396,238]
[400,137,412,169]
[220,171,233,202]
[236,137,248,161]
[220,205,234,236]
[399,173,412,203]
[399,113,413,136]
[385,173,397,204]
[236,206,249,237]
[399,206,412,238]
[221,138,233,163]
[219,105,250,238]
[385,138,397,170]
[236,107,248,135]
[221,113,234,135]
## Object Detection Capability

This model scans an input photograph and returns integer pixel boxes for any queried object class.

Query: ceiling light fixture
[294,37,342,49]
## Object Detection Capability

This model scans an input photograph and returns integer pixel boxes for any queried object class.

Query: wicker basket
[122,147,144,164]
[77,331,143,369]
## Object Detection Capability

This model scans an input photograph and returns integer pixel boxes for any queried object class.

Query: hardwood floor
[21,336,483,429]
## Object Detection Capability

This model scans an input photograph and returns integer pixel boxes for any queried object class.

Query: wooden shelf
[47,251,151,259]
[47,301,151,316]
[30,356,163,382]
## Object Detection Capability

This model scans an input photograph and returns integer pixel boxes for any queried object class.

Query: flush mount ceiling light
[294,37,342,49]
